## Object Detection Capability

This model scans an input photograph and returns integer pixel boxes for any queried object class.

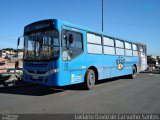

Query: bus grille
[28,70,47,74]
[26,63,48,67]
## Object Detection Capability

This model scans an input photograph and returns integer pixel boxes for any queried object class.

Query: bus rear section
[137,44,147,72]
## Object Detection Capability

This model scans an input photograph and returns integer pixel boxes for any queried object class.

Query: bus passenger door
[61,26,86,85]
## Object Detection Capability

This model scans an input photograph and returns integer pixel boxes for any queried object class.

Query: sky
[0,0,160,56]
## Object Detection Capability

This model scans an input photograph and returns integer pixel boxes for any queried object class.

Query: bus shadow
[0,76,130,96]
[57,84,86,91]
[0,84,65,96]
[97,75,130,85]
[60,75,130,91]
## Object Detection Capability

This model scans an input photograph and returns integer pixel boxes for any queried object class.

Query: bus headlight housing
[49,69,59,74]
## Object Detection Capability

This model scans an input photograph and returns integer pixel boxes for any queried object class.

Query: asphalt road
[0,73,160,114]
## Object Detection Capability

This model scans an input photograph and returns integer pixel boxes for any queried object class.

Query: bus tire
[130,66,137,79]
[84,69,95,90]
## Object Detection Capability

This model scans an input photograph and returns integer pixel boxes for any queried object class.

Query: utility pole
[102,0,104,32]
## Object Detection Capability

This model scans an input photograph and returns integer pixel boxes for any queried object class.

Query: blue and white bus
[18,19,147,89]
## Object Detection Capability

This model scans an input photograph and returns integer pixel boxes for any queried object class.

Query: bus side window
[87,33,102,54]
[132,44,138,56]
[103,37,115,55]
[125,42,132,56]
[115,40,125,55]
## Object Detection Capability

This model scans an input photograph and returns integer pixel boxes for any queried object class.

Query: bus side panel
[121,56,139,75]
[103,67,110,79]
[117,56,139,76]
[87,54,104,80]
[103,55,139,78]
[103,55,118,78]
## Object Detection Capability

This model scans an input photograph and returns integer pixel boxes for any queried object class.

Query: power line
[105,21,160,28]
[84,21,160,31]
[0,38,16,41]
[0,34,22,37]
[0,34,22,40]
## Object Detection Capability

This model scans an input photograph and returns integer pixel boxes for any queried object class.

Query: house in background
[0,48,15,59]
[18,52,23,59]
[0,48,23,59]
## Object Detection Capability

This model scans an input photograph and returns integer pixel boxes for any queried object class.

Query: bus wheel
[84,69,95,90]
[130,66,137,79]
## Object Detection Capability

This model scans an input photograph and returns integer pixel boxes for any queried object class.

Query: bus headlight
[49,69,59,74]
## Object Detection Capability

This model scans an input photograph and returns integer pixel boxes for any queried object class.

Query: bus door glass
[61,27,85,84]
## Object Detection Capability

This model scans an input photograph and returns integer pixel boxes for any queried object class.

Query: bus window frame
[124,41,133,56]
[61,29,84,61]
[103,36,116,55]
[115,39,125,56]
[132,43,139,57]
[87,32,103,55]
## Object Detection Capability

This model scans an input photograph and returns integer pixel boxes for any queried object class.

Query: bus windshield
[24,30,59,61]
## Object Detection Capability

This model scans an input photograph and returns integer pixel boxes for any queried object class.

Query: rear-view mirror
[17,37,20,46]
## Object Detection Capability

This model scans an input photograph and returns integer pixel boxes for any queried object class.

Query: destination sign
[24,20,53,33]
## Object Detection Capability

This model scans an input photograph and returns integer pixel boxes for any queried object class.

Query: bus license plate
[32,76,39,79]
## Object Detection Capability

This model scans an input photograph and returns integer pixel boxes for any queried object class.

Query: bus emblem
[116,57,125,70]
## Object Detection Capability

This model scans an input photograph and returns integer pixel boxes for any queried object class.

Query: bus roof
[25,19,146,46]
[57,19,145,46]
